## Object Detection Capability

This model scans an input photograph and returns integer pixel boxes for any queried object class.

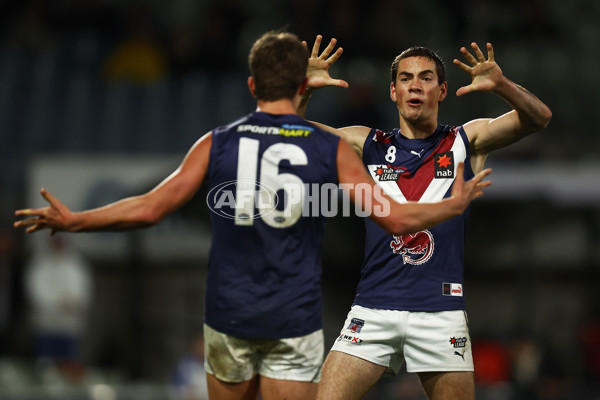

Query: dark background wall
[0,1,599,399]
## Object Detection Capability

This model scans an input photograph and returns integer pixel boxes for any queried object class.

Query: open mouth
[408,99,423,106]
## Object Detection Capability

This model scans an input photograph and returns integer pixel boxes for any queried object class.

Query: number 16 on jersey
[235,137,308,228]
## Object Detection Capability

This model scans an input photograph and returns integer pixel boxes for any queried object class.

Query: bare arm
[336,140,492,235]
[454,43,552,172]
[311,120,370,158]
[14,133,212,234]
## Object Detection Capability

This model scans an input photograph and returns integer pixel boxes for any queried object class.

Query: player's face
[390,56,447,125]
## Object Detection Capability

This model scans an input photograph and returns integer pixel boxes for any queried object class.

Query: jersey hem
[204,320,322,341]
[351,301,466,312]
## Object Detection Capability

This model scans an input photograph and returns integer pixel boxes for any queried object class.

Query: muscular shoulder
[306,121,370,157]
[337,125,371,157]
[462,118,494,173]
[462,118,492,143]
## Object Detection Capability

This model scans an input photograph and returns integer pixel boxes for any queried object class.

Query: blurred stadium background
[0,0,599,399]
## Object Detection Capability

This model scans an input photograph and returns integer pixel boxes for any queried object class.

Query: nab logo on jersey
[434,151,454,179]
[390,230,434,265]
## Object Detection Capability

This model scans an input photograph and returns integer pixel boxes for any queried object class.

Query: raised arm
[454,42,552,172]
[336,139,492,235]
[14,133,212,234]
[299,34,370,157]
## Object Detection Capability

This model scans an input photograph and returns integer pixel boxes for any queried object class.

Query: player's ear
[438,81,448,102]
[248,76,257,98]
[390,81,397,102]
[298,77,308,96]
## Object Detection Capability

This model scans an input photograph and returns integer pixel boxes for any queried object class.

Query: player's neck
[256,98,298,115]
[399,118,438,139]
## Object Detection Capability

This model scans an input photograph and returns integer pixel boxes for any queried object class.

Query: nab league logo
[373,166,404,182]
[390,230,434,265]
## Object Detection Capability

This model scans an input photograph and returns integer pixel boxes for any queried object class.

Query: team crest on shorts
[449,337,467,348]
[346,318,365,333]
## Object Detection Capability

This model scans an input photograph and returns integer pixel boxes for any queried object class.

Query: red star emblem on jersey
[375,167,384,176]
[437,154,452,168]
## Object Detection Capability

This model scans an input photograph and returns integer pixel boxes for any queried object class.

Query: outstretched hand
[302,35,349,90]
[14,188,72,235]
[453,42,504,97]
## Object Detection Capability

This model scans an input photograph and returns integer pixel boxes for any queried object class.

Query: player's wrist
[490,75,512,96]
[66,212,86,232]
[446,196,465,217]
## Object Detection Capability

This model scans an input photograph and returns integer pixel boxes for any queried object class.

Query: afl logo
[390,230,434,265]
[206,180,279,221]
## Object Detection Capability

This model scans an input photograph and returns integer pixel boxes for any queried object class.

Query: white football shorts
[204,323,324,383]
[329,305,474,375]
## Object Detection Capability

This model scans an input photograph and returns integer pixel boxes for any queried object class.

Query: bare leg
[316,351,386,400]
[417,371,475,400]
[260,376,318,400]
[207,373,260,400]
